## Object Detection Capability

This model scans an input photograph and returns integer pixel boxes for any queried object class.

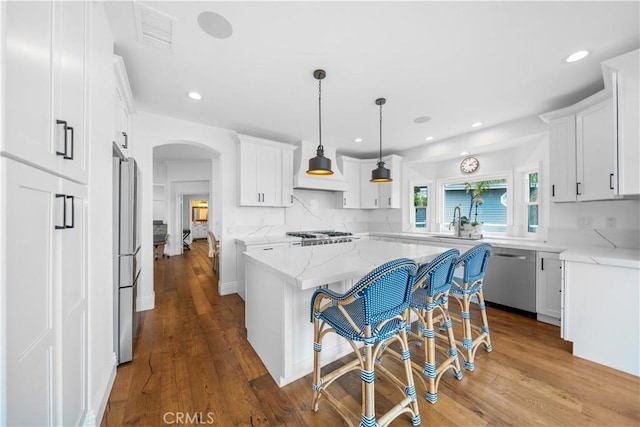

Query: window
[442,178,508,233]
[526,172,539,233]
[413,185,428,228]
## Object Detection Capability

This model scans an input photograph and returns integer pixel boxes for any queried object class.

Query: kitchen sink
[431,234,483,241]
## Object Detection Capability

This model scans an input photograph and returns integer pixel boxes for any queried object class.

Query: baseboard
[537,313,561,327]
[219,280,239,296]
[137,291,155,311]
[83,353,117,427]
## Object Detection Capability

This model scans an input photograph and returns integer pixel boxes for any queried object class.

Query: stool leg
[399,325,421,425]
[442,303,463,379]
[311,317,323,412]
[423,302,437,403]
[361,328,376,427]
[460,293,475,371]
[476,289,492,352]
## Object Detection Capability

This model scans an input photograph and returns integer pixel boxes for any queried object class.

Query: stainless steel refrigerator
[113,156,141,364]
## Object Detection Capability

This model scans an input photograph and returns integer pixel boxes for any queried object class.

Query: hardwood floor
[101,240,640,426]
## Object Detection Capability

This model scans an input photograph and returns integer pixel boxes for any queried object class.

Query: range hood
[293,141,348,192]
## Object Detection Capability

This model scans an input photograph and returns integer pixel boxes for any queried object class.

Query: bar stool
[447,243,493,371]
[406,249,462,404]
[310,258,421,427]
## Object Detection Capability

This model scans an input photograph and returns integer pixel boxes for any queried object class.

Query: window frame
[408,180,435,231]
[523,167,540,237]
[436,171,513,235]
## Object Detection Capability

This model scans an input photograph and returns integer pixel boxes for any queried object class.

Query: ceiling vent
[133,2,176,50]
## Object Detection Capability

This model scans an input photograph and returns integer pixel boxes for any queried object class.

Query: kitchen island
[243,239,451,386]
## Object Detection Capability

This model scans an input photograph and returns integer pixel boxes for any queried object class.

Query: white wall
[85,3,117,425]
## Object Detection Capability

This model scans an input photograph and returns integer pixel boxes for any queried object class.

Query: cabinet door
[259,145,281,206]
[341,158,361,208]
[3,159,60,426]
[54,0,87,183]
[238,142,260,206]
[114,87,130,156]
[536,252,562,322]
[3,1,56,172]
[548,116,577,202]
[59,178,88,426]
[281,149,294,207]
[576,99,615,201]
[360,160,379,209]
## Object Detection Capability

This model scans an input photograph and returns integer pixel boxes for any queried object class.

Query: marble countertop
[236,236,303,246]
[560,247,640,269]
[243,239,452,290]
[370,231,567,252]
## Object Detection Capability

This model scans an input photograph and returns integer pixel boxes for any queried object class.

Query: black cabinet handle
[576,182,581,196]
[122,131,128,149]
[257,193,260,203]
[541,258,544,271]
[388,197,391,206]
[374,198,377,206]
[291,195,293,204]
[343,197,346,206]
[56,120,68,157]
[552,185,555,197]
[65,126,74,160]
[65,195,75,229]
[55,194,66,229]
[610,173,614,190]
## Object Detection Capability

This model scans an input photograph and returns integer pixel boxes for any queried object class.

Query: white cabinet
[192,223,208,239]
[359,155,403,209]
[536,252,562,326]
[237,135,295,207]
[2,1,88,184]
[541,92,616,202]
[576,99,616,201]
[2,159,88,426]
[282,148,295,207]
[113,55,135,157]
[602,49,640,196]
[335,156,361,208]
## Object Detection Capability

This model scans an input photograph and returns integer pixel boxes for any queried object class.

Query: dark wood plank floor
[101,240,640,426]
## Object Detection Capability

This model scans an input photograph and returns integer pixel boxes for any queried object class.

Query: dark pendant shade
[371,160,392,182]
[307,146,333,175]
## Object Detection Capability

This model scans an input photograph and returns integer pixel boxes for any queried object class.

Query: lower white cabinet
[192,223,208,239]
[2,158,87,426]
[536,252,562,326]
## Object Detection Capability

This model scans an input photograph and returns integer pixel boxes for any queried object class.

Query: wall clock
[460,156,479,174]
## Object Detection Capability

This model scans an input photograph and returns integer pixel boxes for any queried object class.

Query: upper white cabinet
[114,55,135,158]
[335,156,361,208]
[236,134,295,207]
[602,49,640,196]
[2,1,88,184]
[541,92,617,202]
[359,155,403,209]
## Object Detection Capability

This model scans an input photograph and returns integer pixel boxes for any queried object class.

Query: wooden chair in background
[207,230,220,274]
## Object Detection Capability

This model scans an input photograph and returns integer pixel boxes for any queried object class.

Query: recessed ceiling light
[414,116,431,124]
[197,11,233,39]
[471,122,482,128]
[566,50,589,63]
[354,138,363,143]
[425,136,434,141]
[460,151,469,156]
[188,92,202,100]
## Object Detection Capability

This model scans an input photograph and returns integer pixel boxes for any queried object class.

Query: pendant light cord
[378,102,383,163]
[318,79,323,151]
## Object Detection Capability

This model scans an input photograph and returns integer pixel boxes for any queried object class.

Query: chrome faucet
[451,205,462,237]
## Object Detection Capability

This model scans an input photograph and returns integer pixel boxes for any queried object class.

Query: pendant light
[371,97,392,182]
[307,69,333,175]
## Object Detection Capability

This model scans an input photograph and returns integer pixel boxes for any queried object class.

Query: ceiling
[105,1,639,159]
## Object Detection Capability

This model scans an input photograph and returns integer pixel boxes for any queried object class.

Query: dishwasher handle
[493,253,527,260]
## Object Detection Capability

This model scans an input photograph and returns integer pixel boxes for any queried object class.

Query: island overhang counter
[243,239,453,387]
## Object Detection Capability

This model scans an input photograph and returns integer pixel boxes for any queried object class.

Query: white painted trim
[136,292,155,311]
[113,55,136,114]
[218,280,239,296]
[83,353,117,427]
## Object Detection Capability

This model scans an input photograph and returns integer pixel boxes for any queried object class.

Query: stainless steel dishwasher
[482,246,536,316]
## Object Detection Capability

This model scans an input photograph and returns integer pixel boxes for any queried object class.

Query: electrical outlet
[605,217,617,228]
[577,216,593,228]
